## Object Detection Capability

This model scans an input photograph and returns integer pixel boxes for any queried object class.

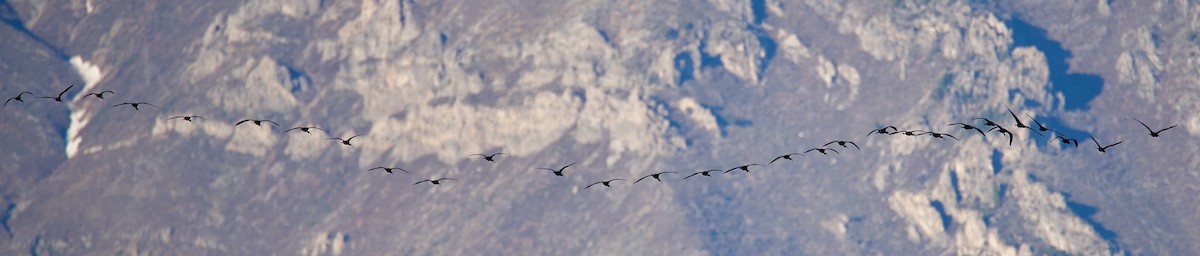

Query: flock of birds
[5,84,1184,189]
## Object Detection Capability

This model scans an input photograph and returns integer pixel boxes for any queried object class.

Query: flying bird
[683,170,720,180]
[284,126,324,134]
[1054,134,1079,148]
[585,179,626,189]
[1088,135,1122,153]
[328,135,363,146]
[991,126,1014,145]
[3,92,33,107]
[167,115,204,122]
[37,84,73,102]
[866,126,898,137]
[724,164,763,173]
[235,119,281,127]
[973,117,1000,128]
[919,131,958,140]
[414,178,456,185]
[948,123,987,137]
[634,171,678,183]
[470,152,504,162]
[1003,108,1041,137]
[538,162,576,176]
[83,90,115,99]
[768,153,803,165]
[112,102,157,110]
[367,166,409,174]
[1027,114,1056,132]
[1133,118,1177,138]
[824,140,860,150]
[804,147,840,155]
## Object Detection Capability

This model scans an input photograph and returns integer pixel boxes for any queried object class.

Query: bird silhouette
[824,140,860,150]
[1008,109,1043,136]
[112,102,156,110]
[470,152,504,162]
[414,178,456,185]
[167,115,204,122]
[235,119,281,127]
[83,90,115,99]
[3,92,33,107]
[919,131,958,140]
[768,153,803,165]
[328,135,363,146]
[367,166,409,174]
[1054,134,1079,148]
[284,126,324,134]
[683,170,720,180]
[585,179,626,189]
[1027,114,1054,133]
[37,85,73,102]
[724,164,763,173]
[538,162,576,176]
[973,118,1000,129]
[634,171,678,183]
[948,123,987,137]
[1088,135,1122,153]
[991,126,1014,145]
[804,147,840,155]
[866,126,898,137]
[1133,118,1177,138]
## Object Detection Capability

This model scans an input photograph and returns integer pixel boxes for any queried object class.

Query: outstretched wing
[57,84,74,98]
[682,173,702,180]
[634,175,654,183]
[1156,125,1177,133]
[827,148,839,154]
[1104,141,1123,148]
[263,120,281,126]
[768,155,788,165]
[1133,118,1154,133]
[236,119,253,126]
[584,182,603,189]
[944,134,958,140]
[846,141,860,150]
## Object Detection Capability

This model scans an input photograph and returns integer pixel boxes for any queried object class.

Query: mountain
[2,0,1198,255]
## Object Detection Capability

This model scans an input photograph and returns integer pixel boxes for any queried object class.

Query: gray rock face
[2,0,1198,255]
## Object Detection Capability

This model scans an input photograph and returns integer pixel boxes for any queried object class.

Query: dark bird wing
[56,85,73,98]
[634,175,655,183]
[1156,125,1177,133]
[263,120,281,126]
[413,180,432,185]
[845,141,860,150]
[3,98,15,107]
[367,167,384,171]
[112,103,131,107]
[682,172,702,179]
[823,141,837,147]
[826,148,839,154]
[584,182,604,189]
[1089,135,1101,148]
[437,178,456,182]
[559,162,577,172]
[1133,118,1154,133]
[284,127,303,132]
[944,134,958,140]
[803,148,818,154]
[1104,141,1123,149]
[236,119,254,126]
[970,127,986,137]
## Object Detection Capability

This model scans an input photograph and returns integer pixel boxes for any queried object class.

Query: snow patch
[65,56,104,158]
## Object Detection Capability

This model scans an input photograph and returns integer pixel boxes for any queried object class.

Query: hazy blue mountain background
[2,0,1198,255]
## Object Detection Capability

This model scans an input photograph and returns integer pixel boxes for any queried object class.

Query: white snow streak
[65,56,104,158]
